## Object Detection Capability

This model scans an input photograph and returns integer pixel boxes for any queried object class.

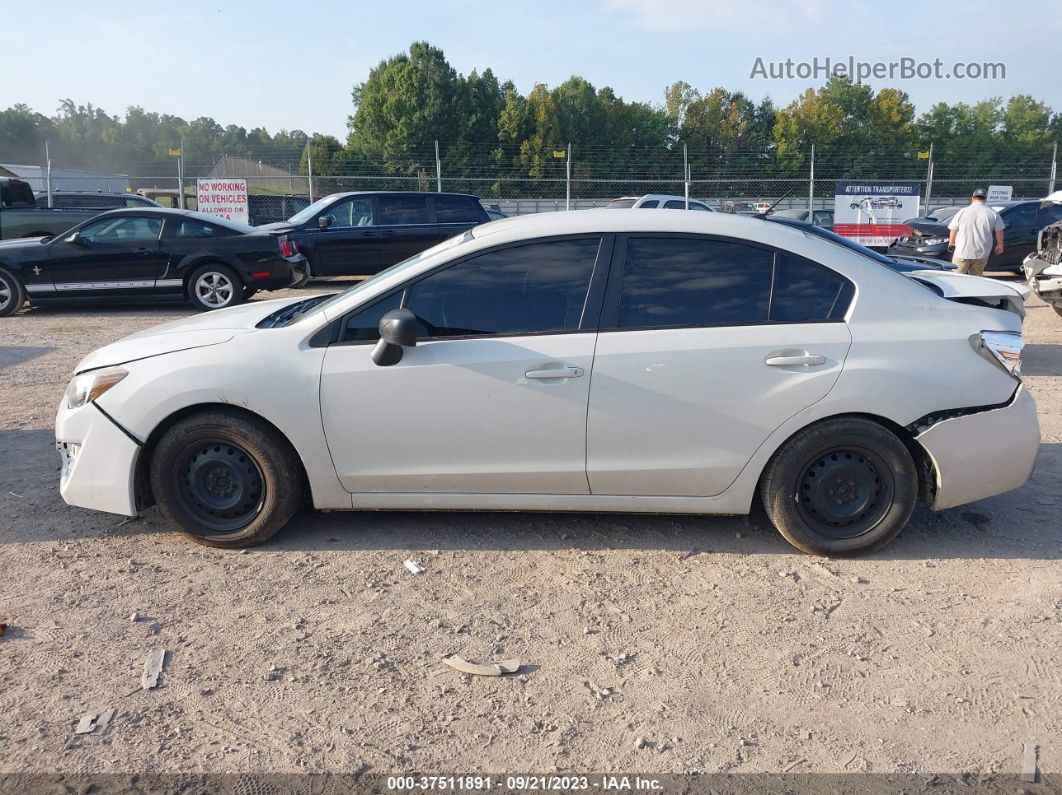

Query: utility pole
[683,143,690,208]
[435,139,442,192]
[924,143,935,216]
[808,143,815,211]
[45,140,54,208]
[1049,141,1058,195]
[565,142,572,211]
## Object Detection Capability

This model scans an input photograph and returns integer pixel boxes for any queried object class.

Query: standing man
[947,188,1005,275]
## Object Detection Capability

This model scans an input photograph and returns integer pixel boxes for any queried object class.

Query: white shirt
[948,203,1004,260]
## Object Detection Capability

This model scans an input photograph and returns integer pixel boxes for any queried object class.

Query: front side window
[322,198,373,228]
[78,216,163,243]
[339,291,403,342]
[638,200,659,209]
[663,200,687,209]
[434,195,481,223]
[616,237,773,329]
[405,237,600,338]
[690,202,711,212]
[377,195,430,225]
[1001,203,1036,228]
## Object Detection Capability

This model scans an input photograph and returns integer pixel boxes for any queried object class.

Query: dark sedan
[0,208,306,316]
[259,191,491,278]
[888,200,1062,271]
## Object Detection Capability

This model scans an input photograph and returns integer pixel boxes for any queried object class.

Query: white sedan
[54,210,1039,556]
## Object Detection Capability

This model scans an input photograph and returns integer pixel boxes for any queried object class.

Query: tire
[759,417,918,557]
[0,269,26,317]
[188,263,245,312]
[148,410,304,548]
[243,287,259,300]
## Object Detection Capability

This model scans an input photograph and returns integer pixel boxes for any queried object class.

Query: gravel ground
[0,279,1060,780]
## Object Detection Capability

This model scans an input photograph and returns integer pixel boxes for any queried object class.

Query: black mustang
[0,208,307,316]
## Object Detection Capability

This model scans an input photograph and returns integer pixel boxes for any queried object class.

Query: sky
[3,0,1061,138]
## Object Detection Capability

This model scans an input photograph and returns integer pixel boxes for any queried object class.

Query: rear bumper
[887,242,948,260]
[56,400,140,517]
[917,387,1040,511]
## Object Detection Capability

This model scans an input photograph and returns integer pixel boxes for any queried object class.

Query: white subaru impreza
[55,210,1039,556]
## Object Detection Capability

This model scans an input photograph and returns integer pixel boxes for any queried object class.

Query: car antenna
[755,187,796,218]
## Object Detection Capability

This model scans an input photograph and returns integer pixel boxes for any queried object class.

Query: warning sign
[196,179,248,224]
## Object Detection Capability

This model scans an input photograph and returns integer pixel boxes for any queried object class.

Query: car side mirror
[371,308,418,366]
[317,215,332,229]
[64,232,85,246]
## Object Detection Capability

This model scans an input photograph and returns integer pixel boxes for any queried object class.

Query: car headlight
[921,237,948,246]
[64,367,128,409]
[973,330,1023,380]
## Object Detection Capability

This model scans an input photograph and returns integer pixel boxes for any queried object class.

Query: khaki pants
[953,256,989,276]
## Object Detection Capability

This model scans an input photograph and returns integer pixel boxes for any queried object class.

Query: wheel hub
[797,448,893,539]
[175,442,264,533]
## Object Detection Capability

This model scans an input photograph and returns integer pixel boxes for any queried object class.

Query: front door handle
[765,353,826,367]
[382,230,396,236]
[361,230,377,237]
[525,366,584,380]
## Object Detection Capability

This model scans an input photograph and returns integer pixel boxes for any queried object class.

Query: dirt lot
[0,280,1060,782]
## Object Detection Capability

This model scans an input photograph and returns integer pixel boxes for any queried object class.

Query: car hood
[902,218,949,237]
[0,236,49,251]
[904,270,1028,317]
[256,221,297,233]
[72,295,307,373]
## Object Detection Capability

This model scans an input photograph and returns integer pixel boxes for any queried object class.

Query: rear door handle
[525,366,584,380]
[382,230,396,236]
[765,353,826,367]
[361,230,376,237]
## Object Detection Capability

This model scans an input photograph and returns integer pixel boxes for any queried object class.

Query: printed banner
[832,181,919,246]
[196,178,248,224]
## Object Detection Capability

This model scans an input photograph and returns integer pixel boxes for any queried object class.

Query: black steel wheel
[172,439,265,534]
[760,418,918,556]
[794,446,894,540]
[150,409,304,548]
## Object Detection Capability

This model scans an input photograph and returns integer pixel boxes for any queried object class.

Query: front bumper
[56,400,140,517]
[916,387,1040,511]
[888,241,949,260]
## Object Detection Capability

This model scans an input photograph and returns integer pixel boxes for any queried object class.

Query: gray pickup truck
[0,177,117,239]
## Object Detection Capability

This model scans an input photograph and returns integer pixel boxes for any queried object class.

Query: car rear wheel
[0,269,26,317]
[188,263,244,312]
[759,418,918,556]
[149,410,304,548]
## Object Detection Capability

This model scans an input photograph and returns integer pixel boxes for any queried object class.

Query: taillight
[974,330,1023,379]
[279,238,297,258]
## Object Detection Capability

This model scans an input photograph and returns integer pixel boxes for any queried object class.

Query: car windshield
[285,194,344,225]
[291,231,475,323]
[926,207,961,223]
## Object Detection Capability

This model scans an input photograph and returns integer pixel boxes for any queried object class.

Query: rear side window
[377,195,430,225]
[770,254,852,322]
[638,200,659,208]
[177,220,224,238]
[1,181,36,207]
[1002,203,1037,228]
[691,202,711,211]
[616,237,773,329]
[434,195,481,223]
[405,238,600,338]
[613,237,852,329]
[663,200,686,209]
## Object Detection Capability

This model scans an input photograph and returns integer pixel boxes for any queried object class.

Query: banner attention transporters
[833,181,920,246]
[196,178,249,224]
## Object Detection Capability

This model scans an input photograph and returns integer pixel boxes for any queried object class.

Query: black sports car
[0,208,306,316]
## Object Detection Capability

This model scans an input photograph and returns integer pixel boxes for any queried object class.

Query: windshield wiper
[257,294,336,329]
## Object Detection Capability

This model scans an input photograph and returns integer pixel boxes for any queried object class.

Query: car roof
[44,191,149,198]
[473,207,808,248]
[323,190,482,200]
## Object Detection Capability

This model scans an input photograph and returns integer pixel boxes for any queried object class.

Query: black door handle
[382,230,396,236]
[361,231,376,237]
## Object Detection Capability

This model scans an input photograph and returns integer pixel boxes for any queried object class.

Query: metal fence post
[683,143,690,208]
[808,144,814,211]
[45,140,54,207]
[307,142,315,202]
[924,142,934,215]
[177,140,185,210]
[565,142,572,210]
[1050,141,1058,195]
[435,139,442,192]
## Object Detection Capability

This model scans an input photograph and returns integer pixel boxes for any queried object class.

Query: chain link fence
[8,140,1058,223]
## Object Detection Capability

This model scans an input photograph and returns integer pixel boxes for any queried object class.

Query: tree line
[1,41,1058,197]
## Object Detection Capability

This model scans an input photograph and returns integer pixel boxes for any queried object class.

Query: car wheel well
[135,403,312,512]
[755,412,936,508]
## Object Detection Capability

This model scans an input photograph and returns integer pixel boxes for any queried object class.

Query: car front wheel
[759,418,918,556]
[188,263,244,312]
[149,410,304,548]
